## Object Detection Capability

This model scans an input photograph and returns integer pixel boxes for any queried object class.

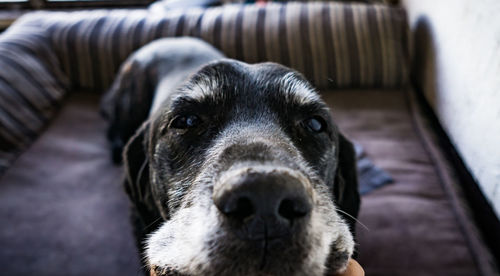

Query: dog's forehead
[178,60,322,107]
[247,62,322,105]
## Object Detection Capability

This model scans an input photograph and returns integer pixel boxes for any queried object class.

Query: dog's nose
[213,171,312,239]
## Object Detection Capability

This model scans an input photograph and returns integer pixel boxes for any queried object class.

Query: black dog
[102,38,360,276]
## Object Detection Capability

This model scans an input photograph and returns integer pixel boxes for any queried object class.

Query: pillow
[0,22,68,174]
[41,3,408,90]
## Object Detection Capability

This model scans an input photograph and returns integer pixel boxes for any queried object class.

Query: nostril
[278,198,311,221]
[224,196,255,221]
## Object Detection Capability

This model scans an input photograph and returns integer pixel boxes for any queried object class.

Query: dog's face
[124,60,359,276]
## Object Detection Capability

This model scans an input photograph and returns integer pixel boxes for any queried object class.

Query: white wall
[403,0,500,217]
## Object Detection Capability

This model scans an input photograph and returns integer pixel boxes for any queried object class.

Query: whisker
[139,251,152,274]
[143,216,163,231]
[335,208,369,231]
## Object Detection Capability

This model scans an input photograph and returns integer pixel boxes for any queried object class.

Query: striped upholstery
[0,2,408,174]
[0,24,69,171]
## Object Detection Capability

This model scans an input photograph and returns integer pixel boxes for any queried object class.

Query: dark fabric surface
[323,89,486,275]
[0,93,141,276]
[0,89,491,275]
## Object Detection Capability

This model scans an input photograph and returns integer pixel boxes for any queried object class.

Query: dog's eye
[303,116,326,133]
[171,115,201,129]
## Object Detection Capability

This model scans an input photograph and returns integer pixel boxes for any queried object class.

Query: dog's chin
[146,201,354,276]
[149,249,351,276]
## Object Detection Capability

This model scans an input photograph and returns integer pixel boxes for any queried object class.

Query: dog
[101,37,360,276]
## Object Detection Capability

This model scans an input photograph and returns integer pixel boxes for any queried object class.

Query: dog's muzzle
[213,167,313,243]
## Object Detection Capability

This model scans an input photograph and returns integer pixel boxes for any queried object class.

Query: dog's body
[102,38,360,276]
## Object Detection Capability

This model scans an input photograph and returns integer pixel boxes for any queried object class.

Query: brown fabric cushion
[0,89,493,275]
[0,93,140,275]
[323,89,493,275]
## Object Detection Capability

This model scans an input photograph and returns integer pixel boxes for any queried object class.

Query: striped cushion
[0,2,408,174]
[0,23,69,172]
[45,3,408,90]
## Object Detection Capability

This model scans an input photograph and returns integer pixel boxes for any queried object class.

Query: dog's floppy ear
[333,133,361,234]
[101,59,157,164]
[123,123,162,239]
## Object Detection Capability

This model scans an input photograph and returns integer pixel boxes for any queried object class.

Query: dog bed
[0,2,496,275]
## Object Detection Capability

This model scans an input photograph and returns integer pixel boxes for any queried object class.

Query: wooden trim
[0,0,154,9]
[42,0,154,9]
[0,10,27,30]
[0,1,31,10]
[0,0,154,30]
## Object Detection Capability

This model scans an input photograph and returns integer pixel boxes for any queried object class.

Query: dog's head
[124,60,360,276]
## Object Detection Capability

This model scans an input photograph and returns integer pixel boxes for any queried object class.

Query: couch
[0,2,498,275]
